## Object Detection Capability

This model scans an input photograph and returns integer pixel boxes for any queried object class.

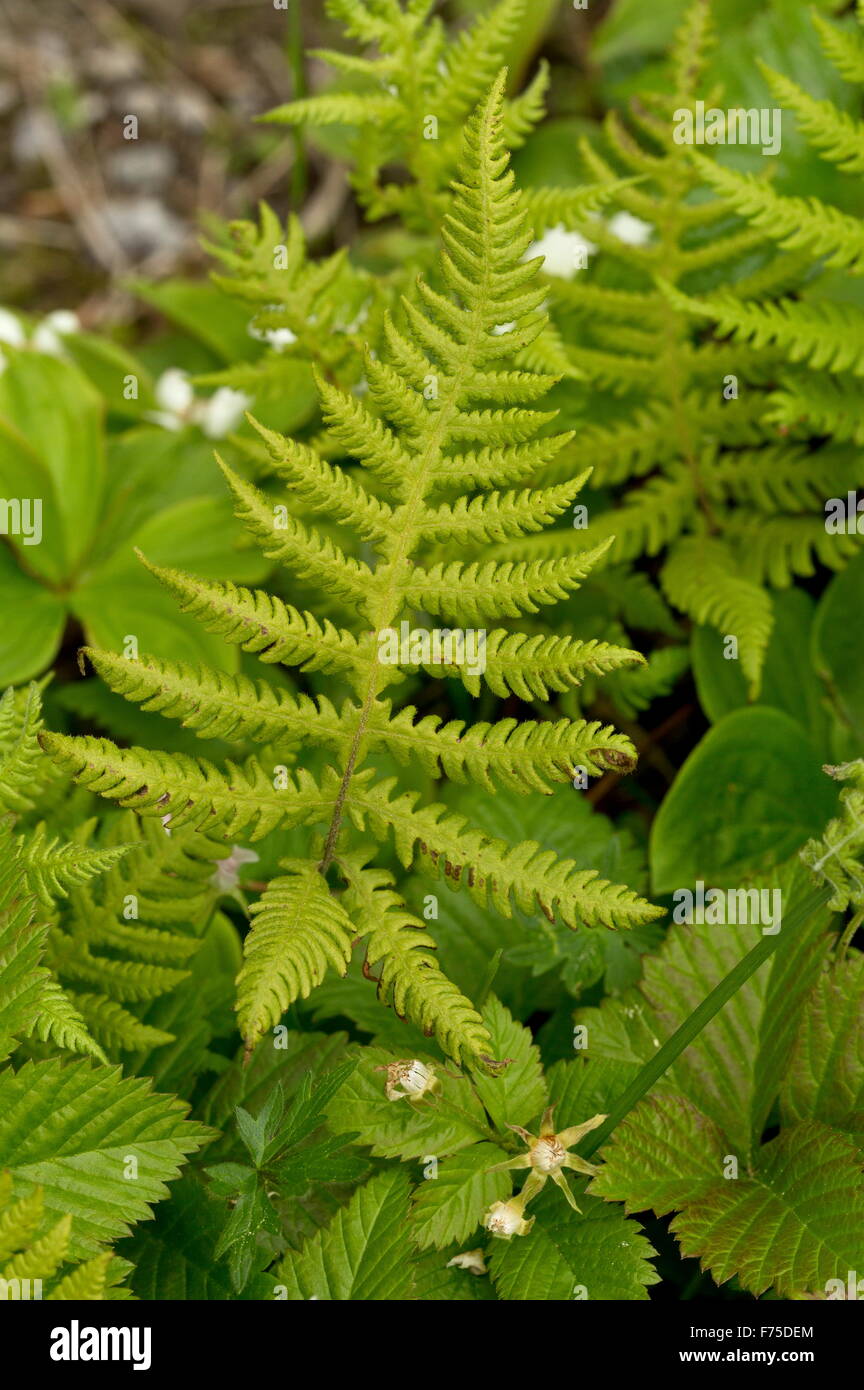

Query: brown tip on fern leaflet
[592,747,638,773]
[362,954,382,985]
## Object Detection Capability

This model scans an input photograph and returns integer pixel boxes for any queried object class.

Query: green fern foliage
[43,78,660,1068]
[487,0,862,697]
[0,682,226,1062]
[0,1174,129,1300]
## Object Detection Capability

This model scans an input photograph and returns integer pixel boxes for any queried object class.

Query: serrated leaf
[276,1170,416,1300]
[489,1182,659,1300]
[0,1058,212,1257]
[409,1143,511,1250]
[470,997,547,1131]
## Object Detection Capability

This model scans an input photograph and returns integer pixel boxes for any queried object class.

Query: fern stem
[577,884,831,1160]
[317,93,504,874]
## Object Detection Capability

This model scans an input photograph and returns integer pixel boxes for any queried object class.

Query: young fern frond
[263,0,544,230]
[43,78,660,1068]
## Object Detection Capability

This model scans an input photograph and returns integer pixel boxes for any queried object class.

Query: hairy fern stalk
[42,79,660,1071]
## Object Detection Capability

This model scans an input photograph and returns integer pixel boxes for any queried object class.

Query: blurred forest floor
[0,0,602,334]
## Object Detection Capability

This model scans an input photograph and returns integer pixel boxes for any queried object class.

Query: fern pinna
[42,80,660,1073]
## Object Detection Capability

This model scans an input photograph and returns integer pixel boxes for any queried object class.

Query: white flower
[211,845,259,894]
[483,1197,534,1240]
[376,1058,440,1103]
[264,327,297,351]
[31,309,81,355]
[199,386,252,439]
[155,367,195,417]
[0,307,80,370]
[526,223,596,279]
[608,211,653,246]
[148,369,252,438]
[248,316,298,352]
[0,309,26,347]
[446,1249,488,1276]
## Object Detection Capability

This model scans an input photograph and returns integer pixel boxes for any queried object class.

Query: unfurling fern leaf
[43,78,660,1069]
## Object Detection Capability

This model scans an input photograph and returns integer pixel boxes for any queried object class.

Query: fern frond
[667,283,864,376]
[51,943,190,1004]
[370,703,637,793]
[706,444,859,512]
[725,514,864,587]
[428,432,576,490]
[693,156,864,273]
[238,860,357,1048]
[345,778,661,930]
[661,537,773,695]
[82,647,355,752]
[436,0,525,123]
[405,540,613,623]
[137,557,366,680]
[26,976,106,1063]
[217,458,376,616]
[760,62,864,172]
[338,849,492,1066]
[45,1252,115,1302]
[39,732,326,840]
[42,76,656,1068]
[248,417,395,544]
[261,92,400,130]
[812,8,864,83]
[420,630,644,701]
[19,825,130,908]
[0,685,53,813]
[70,994,175,1053]
[766,372,864,444]
[418,473,587,545]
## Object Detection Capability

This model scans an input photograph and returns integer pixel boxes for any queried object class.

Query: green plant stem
[577,884,831,1160]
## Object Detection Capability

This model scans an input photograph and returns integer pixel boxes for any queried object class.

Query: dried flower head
[482,1195,534,1240]
[376,1058,440,1103]
[486,1105,607,1213]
